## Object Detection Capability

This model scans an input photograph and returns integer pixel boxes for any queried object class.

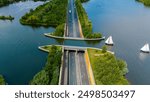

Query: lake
[0,0,150,84]
[0,1,60,84]
[82,0,150,84]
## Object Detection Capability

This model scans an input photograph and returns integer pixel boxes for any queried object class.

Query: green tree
[102,45,107,53]
[0,75,5,85]
[30,45,62,85]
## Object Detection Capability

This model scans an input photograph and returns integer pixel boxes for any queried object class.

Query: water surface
[83,0,150,84]
[0,1,60,84]
[1,0,150,84]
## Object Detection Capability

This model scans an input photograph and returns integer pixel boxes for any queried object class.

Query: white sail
[140,43,150,53]
[105,36,114,45]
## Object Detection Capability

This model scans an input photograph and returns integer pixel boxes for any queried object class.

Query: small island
[20,0,102,39]
[0,0,19,7]
[136,0,150,6]
[0,15,14,20]
[0,75,6,85]
[0,0,46,7]
[20,0,67,37]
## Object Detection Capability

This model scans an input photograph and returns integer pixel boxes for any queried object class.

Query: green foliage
[20,0,68,27]
[75,0,102,38]
[117,59,129,76]
[33,0,47,2]
[0,0,49,7]
[137,0,150,6]
[80,0,89,3]
[52,23,65,37]
[30,45,62,85]
[20,0,67,37]
[29,70,49,85]
[0,0,20,7]
[102,45,107,53]
[0,15,14,20]
[0,75,6,85]
[88,49,129,85]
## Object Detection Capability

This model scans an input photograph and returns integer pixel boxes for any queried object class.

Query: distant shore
[0,15,14,20]
[136,0,150,6]
[0,75,6,85]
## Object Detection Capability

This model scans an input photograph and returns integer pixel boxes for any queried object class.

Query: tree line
[0,15,14,20]
[136,0,150,6]
[20,0,67,36]
[30,45,62,85]
[0,75,6,85]
[0,0,47,7]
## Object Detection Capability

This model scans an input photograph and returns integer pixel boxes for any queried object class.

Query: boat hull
[105,43,114,46]
[140,50,150,53]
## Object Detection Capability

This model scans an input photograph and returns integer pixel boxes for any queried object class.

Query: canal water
[0,0,150,84]
[0,1,61,84]
[82,0,150,84]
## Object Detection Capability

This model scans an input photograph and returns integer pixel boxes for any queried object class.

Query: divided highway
[60,0,90,85]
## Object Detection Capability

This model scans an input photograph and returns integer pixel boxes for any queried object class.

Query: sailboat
[105,36,114,45]
[140,43,150,53]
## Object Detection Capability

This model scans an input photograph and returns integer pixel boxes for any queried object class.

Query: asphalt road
[66,51,89,85]
[61,50,69,85]
[68,51,77,85]
[77,52,89,85]
[61,0,89,85]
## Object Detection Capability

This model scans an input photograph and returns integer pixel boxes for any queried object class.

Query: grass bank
[75,0,102,38]
[87,48,129,85]
[0,75,6,85]
[30,45,62,85]
[136,0,150,6]
[20,0,67,37]
[0,15,14,20]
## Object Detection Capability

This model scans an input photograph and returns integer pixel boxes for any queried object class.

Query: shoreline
[44,33,105,41]
[0,75,6,85]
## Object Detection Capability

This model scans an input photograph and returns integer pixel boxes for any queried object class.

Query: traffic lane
[63,50,69,85]
[68,21,74,37]
[67,0,73,37]
[74,3,80,37]
[69,51,77,85]
[72,0,80,37]
[78,52,89,85]
[67,0,80,37]
[67,3,74,37]
[71,0,77,37]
